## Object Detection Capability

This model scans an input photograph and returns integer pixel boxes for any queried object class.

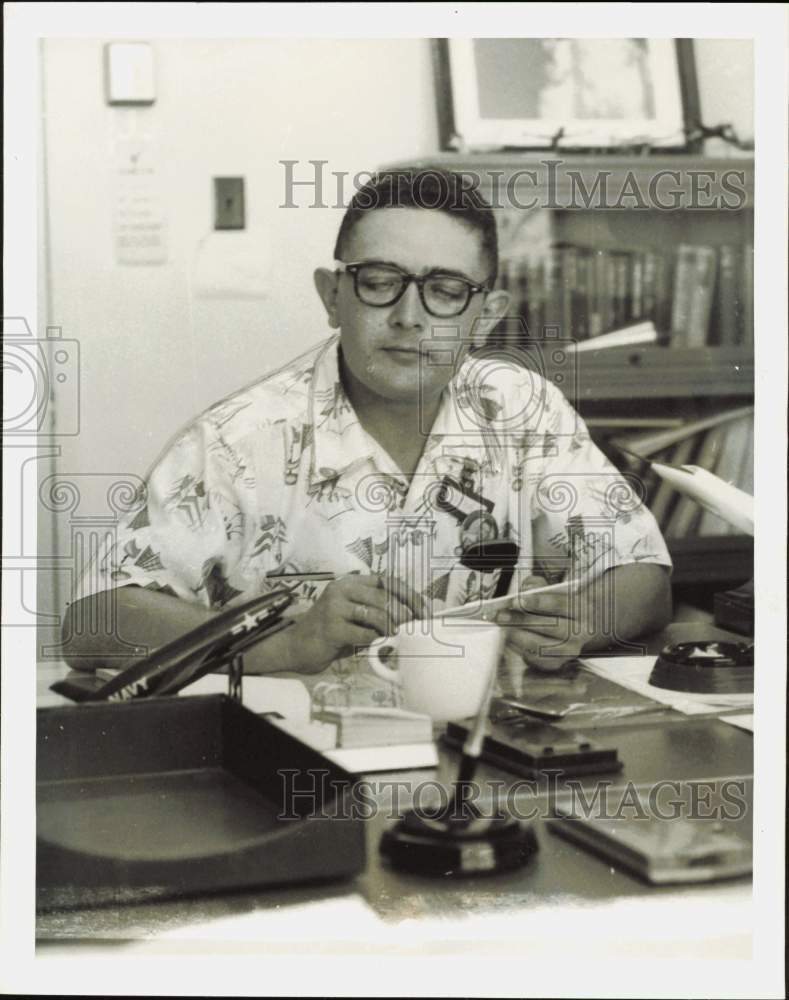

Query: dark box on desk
[37,695,366,909]
[443,719,622,780]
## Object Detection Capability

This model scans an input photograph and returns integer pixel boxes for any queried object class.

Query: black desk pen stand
[39,589,367,909]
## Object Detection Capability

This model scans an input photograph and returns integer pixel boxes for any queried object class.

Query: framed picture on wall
[433,38,700,152]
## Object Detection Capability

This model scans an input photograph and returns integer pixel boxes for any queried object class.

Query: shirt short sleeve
[75,418,249,609]
[525,383,672,583]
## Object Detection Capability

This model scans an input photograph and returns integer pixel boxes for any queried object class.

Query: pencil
[267,572,336,582]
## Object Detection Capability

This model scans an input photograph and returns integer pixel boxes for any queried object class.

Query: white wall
[43,37,439,471]
[695,39,754,145]
[38,37,754,640]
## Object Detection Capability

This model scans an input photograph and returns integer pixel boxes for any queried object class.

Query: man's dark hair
[333,168,499,286]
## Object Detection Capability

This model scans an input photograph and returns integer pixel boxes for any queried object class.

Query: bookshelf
[388,154,755,598]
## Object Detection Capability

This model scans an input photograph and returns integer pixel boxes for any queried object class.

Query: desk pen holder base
[380,804,538,878]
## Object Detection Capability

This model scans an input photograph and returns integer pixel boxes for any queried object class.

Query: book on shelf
[587,416,685,430]
[742,243,754,347]
[501,240,753,348]
[665,423,728,539]
[698,416,753,536]
[711,244,741,347]
[671,245,717,348]
[576,248,591,339]
[605,407,754,542]
[738,418,754,496]
[611,405,754,457]
[648,436,700,528]
[613,250,630,328]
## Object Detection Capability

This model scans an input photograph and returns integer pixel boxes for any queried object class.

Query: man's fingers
[343,580,412,632]
[380,575,428,620]
[341,598,390,638]
[513,592,571,617]
[505,628,582,673]
[353,574,426,624]
[497,645,526,698]
[497,609,572,637]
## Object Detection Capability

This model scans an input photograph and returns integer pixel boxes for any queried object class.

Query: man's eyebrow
[355,258,482,282]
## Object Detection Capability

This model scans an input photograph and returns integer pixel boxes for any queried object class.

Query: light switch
[104,43,156,105]
[214,177,246,230]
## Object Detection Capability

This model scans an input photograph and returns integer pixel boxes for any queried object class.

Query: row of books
[605,409,754,539]
[499,242,754,349]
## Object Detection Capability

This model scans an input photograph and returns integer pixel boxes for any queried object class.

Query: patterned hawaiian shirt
[80,334,671,705]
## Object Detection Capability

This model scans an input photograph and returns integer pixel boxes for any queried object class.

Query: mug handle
[367,637,400,684]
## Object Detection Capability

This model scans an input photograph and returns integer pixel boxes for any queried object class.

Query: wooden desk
[35,622,754,958]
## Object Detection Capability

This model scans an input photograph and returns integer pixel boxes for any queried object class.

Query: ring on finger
[354,602,370,625]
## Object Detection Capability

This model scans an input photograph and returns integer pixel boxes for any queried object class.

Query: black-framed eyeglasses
[335,260,490,318]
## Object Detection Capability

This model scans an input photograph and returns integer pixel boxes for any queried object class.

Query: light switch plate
[104,43,156,105]
[214,177,246,230]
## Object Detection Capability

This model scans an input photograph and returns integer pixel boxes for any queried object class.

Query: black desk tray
[37,695,365,909]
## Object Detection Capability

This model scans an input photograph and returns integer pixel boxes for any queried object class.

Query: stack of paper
[579,657,754,716]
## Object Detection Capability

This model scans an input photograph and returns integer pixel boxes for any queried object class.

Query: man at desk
[64,168,672,697]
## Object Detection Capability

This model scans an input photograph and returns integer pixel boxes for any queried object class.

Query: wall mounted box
[104,42,156,105]
[37,695,366,909]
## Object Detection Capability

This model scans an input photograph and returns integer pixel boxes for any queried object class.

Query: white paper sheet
[719,713,754,732]
[182,673,311,721]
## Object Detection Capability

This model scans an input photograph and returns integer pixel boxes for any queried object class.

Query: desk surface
[35,622,754,957]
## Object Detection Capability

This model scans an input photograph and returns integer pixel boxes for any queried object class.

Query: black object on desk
[50,588,293,703]
[380,808,538,878]
[650,640,754,694]
[714,579,754,636]
[443,719,623,780]
[37,694,366,909]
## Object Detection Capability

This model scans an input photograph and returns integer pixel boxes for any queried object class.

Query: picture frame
[433,38,700,153]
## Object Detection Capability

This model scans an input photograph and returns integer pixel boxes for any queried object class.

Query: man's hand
[496,575,584,674]
[495,563,672,677]
[280,573,425,675]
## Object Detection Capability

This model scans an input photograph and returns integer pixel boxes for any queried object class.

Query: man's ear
[471,290,510,349]
[314,268,341,329]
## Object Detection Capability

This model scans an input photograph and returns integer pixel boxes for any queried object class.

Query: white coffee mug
[367,618,503,722]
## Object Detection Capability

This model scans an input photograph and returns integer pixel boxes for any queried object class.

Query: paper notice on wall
[113,138,167,265]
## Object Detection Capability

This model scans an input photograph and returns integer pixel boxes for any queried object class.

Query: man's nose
[388,280,425,328]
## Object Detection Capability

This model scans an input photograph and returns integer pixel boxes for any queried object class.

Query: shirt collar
[307,336,374,485]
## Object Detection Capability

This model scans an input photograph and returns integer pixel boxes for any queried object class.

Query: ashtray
[649,640,754,694]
